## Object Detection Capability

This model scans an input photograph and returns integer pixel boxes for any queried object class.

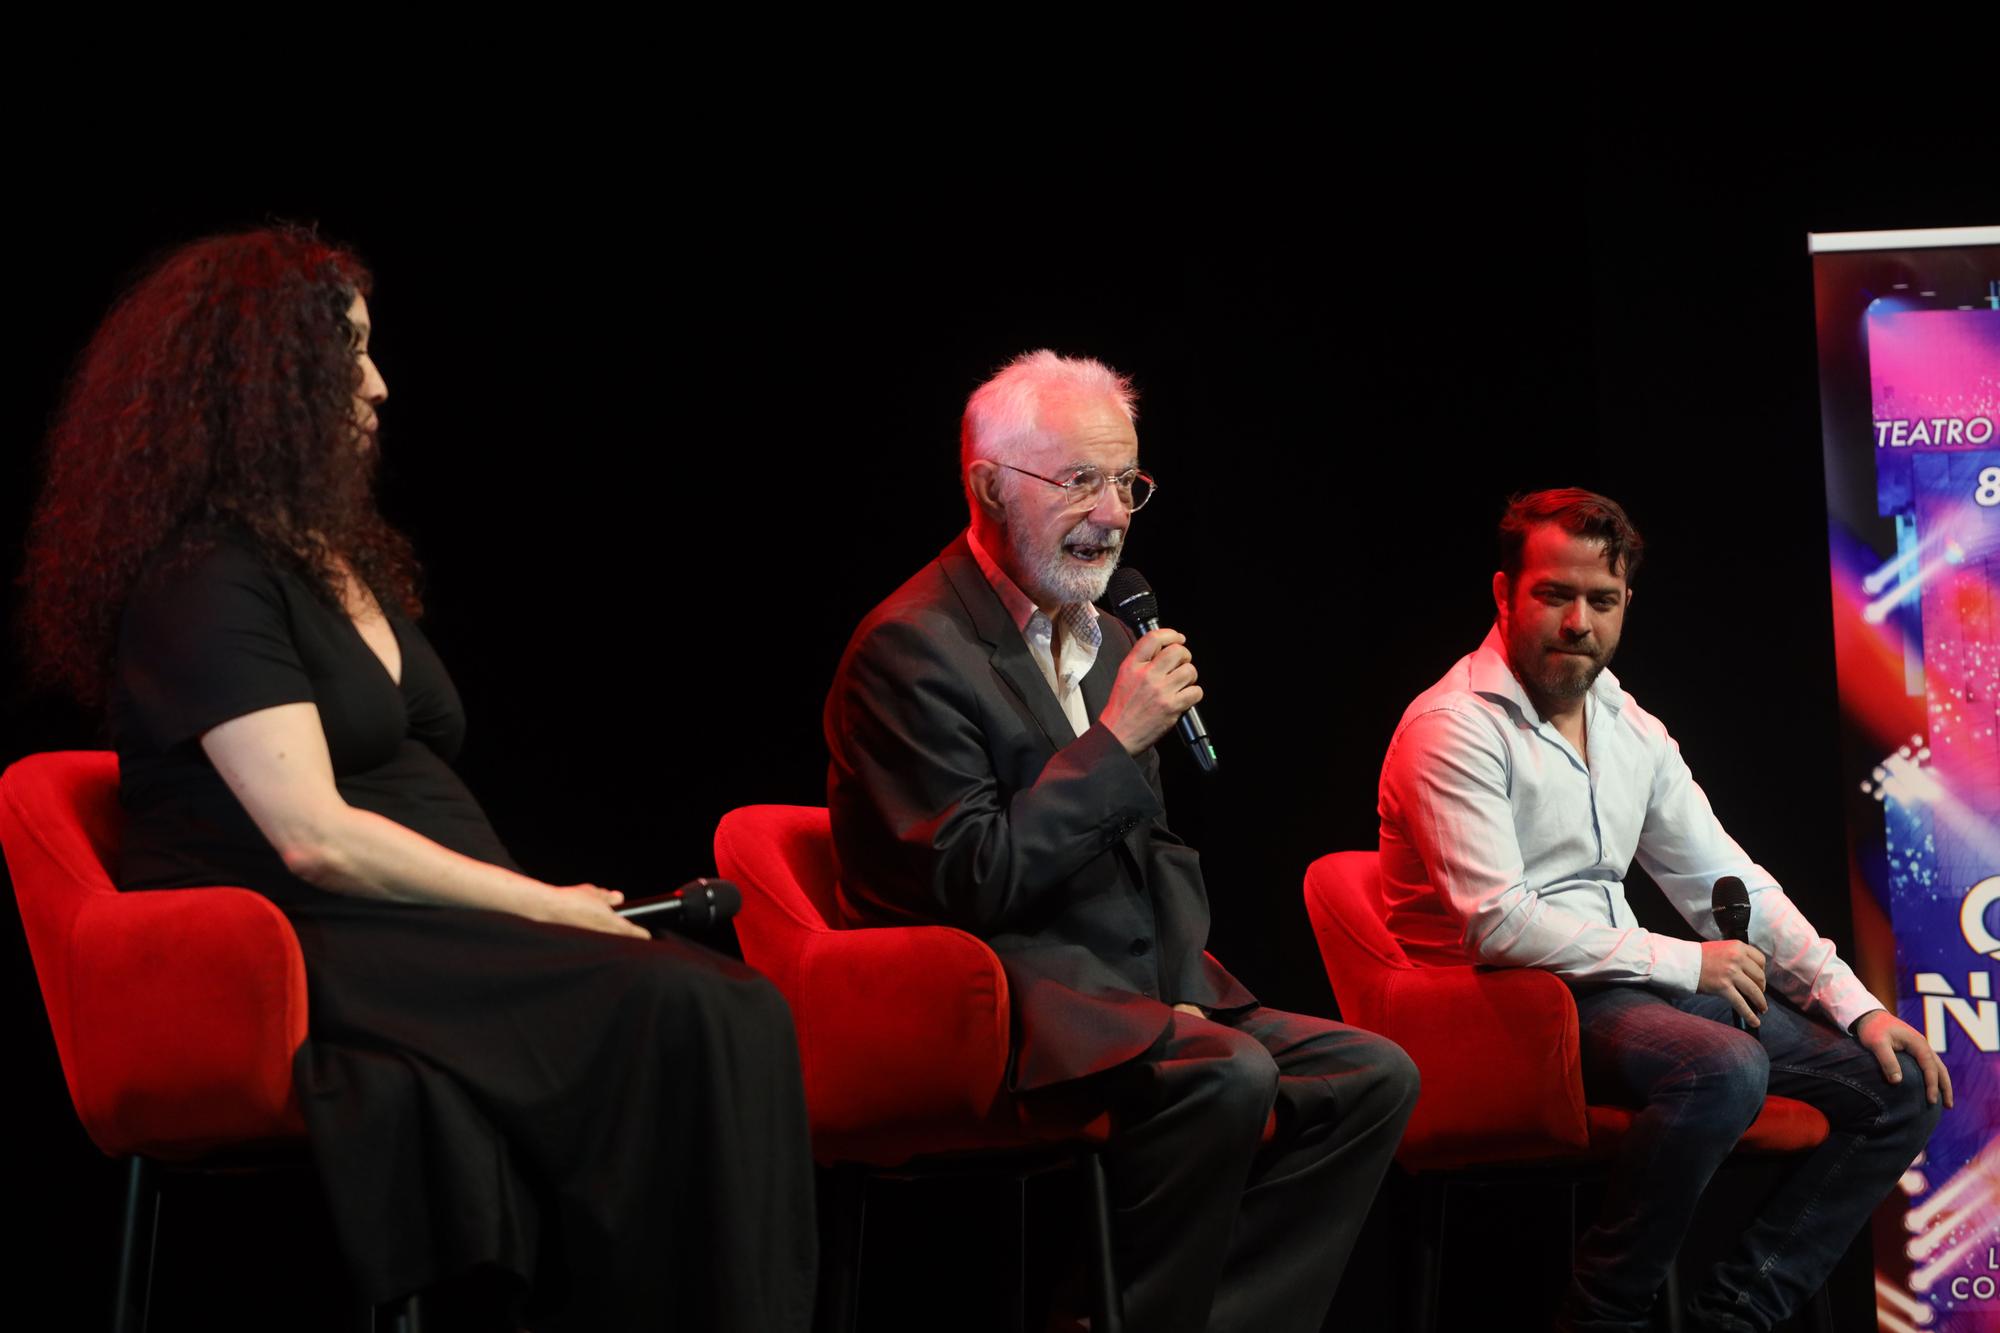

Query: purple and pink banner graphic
[1813,228,1999,1332]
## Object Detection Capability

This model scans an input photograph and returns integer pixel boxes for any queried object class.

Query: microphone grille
[678,877,744,928]
[1098,566,1158,627]
[1713,876,1749,910]
[706,879,743,921]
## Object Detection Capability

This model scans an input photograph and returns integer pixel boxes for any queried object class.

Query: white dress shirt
[966,527,1103,738]
[1377,624,1882,1030]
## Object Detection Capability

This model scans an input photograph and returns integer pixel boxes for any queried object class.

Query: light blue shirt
[1377,625,1881,1031]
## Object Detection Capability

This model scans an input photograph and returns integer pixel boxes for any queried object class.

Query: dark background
[5,70,1992,1331]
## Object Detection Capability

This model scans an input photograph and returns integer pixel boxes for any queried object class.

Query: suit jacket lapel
[939,535,1078,755]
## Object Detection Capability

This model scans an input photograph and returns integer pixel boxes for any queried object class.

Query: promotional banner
[1812,226,2000,1333]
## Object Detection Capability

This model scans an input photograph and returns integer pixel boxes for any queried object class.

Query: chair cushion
[1305,850,1837,1177]
[1584,1094,1830,1157]
[718,804,1277,1169]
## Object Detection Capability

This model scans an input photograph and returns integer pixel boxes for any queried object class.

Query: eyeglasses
[995,463,1156,512]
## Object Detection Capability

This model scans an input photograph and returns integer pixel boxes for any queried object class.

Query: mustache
[1063,521,1123,547]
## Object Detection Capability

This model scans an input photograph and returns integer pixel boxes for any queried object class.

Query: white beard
[1010,517,1123,607]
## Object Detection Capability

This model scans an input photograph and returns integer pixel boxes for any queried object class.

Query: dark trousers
[1563,986,1939,1333]
[1056,1005,1418,1333]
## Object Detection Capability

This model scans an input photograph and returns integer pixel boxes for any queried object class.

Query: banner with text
[1812,226,1999,1333]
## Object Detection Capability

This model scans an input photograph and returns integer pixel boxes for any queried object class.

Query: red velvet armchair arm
[1373,962,1591,1171]
[790,922,1011,1137]
[65,887,308,1158]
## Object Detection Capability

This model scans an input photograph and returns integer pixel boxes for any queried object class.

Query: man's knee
[1677,1031,1770,1131]
[1357,1033,1421,1121]
[1277,1030,1418,1149]
[1198,1037,1282,1132]
[1877,1053,1944,1146]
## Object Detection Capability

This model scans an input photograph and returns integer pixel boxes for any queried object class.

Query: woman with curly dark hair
[19,227,816,1332]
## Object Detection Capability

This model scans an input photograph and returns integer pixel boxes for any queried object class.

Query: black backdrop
[5,80,1992,1330]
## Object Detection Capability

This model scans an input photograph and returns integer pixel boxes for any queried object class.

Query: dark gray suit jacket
[825,534,1255,1091]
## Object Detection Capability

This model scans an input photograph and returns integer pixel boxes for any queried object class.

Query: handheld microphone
[1712,876,1751,944]
[1099,567,1219,774]
[1712,876,1753,1032]
[617,877,742,931]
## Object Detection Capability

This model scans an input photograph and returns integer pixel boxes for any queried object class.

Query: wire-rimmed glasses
[995,463,1156,512]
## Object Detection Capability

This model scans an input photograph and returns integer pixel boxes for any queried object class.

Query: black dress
[110,535,816,1332]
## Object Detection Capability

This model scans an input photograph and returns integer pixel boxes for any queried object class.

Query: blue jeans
[1561,985,1939,1332]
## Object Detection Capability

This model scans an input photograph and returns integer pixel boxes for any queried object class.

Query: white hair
[959,349,1138,482]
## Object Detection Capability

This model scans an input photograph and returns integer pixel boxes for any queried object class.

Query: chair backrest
[6,751,313,1157]
[713,805,842,999]
[1301,850,1410,1022]
[714,804,840,928]
[0,749,122,882]
[1,751,124,1066]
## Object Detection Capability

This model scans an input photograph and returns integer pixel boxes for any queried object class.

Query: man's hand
[1101,627,1202,757]
[1698,940,1768,1027]
[1853,1009,1954,1108]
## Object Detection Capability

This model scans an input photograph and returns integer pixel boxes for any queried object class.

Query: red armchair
[1304,850,1834,1332]
[714,804,1122,1332]
[3,752,307,1159]
[0,751,409,1333]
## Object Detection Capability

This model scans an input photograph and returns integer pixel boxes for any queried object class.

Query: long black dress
[109,534,817,1332]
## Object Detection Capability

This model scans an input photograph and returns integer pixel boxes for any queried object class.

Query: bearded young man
[1377,488,1948,1333]
[825,350,1418,1333]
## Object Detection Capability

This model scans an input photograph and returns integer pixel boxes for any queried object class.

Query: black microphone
[1712,876,1753,1031]
[617,877,742,931]
[1712,876,1751,944]
[1098,567,1219,774]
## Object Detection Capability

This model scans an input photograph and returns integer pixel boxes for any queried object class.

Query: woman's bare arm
[202,702,647,939]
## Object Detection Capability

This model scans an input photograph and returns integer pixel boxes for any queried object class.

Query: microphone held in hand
[617,877,743,931]
[1712,876,1753,1031]
[1712,876,1751,944]
[1099,566,1219,774]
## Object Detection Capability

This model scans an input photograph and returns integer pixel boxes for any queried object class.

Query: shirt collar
[1471,622,1625,725]
[965,525,1100,642]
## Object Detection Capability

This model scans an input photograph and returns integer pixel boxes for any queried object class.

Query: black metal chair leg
[816,1165,867,1333]
[1662,1260,1684,1333]
[1082,1152,1122,1333]
[1803,1283,1834,1333]
[114,1156,158,1333]
[1412,1176,1446,1333]
[1011,1175,1029,1333]
[1567,1179,1579,1272]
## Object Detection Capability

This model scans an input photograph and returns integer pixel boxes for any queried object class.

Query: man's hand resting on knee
[1851,1010,1954,1108]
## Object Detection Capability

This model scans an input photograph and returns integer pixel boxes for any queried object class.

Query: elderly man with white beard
[824,349,1417,1333]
